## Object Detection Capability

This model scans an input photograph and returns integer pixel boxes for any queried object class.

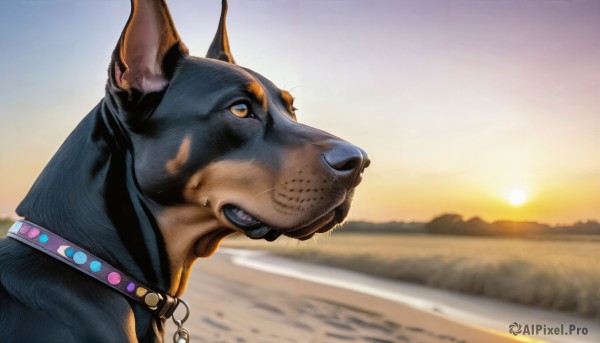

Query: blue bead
[39,234,49,243]
[73,251,87,265]
[65,247,75,258]
[90,260,102,273]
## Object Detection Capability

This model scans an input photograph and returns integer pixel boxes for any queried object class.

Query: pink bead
[107,272,121,285]
[19,224,30,234]
[27,228,40,239]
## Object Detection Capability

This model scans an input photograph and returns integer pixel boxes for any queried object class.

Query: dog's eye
[229,103,256,119]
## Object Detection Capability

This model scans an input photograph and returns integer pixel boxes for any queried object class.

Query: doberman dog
[0,0,369,342]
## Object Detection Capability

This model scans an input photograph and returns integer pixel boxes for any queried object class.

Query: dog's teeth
[232,207,258,223]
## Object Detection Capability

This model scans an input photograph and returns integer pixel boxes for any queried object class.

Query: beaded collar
[6,220,186,320]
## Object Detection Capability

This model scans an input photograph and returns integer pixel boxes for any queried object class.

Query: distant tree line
[425,214,600,236]
[337,215,600,237]
[339,221,425,233]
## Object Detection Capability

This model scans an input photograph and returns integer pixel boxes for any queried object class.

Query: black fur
[0,1,368,342]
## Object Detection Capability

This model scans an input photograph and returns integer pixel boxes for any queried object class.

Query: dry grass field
[222,232,600,317]
[0,220,10,236]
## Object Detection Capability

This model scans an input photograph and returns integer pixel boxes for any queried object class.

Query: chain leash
[172,299,191,343]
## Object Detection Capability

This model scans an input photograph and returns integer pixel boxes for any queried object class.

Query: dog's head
[108,0,369,262]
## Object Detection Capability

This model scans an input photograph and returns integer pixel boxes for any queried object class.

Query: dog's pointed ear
[206,0,236,64]
[111,0,188,93]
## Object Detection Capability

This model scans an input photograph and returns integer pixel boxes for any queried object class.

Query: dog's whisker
[253,187,277,199]
[288,85,303,93]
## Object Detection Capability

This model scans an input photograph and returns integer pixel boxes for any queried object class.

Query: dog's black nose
[323,142,370,189]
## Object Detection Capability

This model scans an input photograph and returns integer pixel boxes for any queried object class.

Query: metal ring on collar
[172,298,190,325]
[173,327,190,343]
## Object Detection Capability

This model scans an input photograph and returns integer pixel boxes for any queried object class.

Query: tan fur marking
[156,205,222,296]
[280,90,296,119]
[281,90,294,106]
[247,82,267,110]
[166,134,191,176]
[154,147,345,295]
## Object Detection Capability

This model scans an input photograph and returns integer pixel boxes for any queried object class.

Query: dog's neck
[16,96,172,295]
[153,204,219,296]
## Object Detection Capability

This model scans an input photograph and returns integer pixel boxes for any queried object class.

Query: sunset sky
[0,0,598,225]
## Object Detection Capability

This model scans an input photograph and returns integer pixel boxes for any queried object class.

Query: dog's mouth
[223,205,284,241]
[222,204,341,241]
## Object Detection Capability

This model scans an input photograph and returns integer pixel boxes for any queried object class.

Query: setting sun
[508,189,528,206]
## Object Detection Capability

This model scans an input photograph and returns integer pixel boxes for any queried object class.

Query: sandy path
[167,252,525,343]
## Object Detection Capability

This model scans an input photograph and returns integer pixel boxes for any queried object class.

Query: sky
[0,0,598,225]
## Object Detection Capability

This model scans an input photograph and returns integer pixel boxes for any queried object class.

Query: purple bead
[19,224,30,234]
[127,282,136,293]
